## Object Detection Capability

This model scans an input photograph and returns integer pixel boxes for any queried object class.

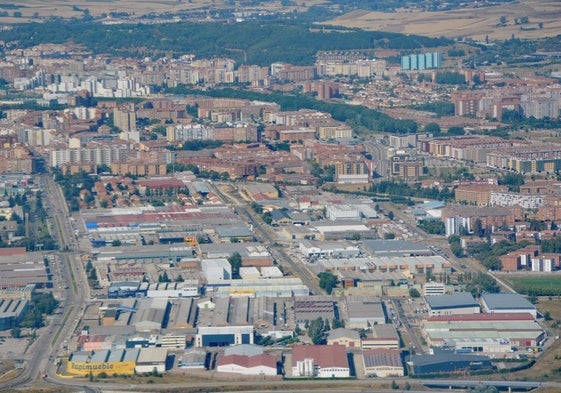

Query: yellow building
[66,349,138,376]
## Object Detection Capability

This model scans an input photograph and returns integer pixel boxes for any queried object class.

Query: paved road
[38,373,553,393]
[364,140,388,180]
[213,181,322,295]
[0,174,89,390]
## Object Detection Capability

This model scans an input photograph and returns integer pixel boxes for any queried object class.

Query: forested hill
[0,21,451,65]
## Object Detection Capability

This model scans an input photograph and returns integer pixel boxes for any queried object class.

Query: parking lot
[0,336,29,360]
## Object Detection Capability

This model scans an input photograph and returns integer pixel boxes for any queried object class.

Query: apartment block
[455,184,508,206]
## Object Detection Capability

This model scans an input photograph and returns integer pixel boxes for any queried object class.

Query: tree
[307,317,327,345]
[384,233,396,240]
[391,380,399,390]
[500,16,507,25]
[418,219,445,235]
[424,122,441,136]
[10,327,21,338]
[332,318,345,329]
[409,288,421,298]
[449,234,463,257]
[387,211,394,220]
[448,126,465,136]
[318,271,338,294]
[228,252,242,279]
[544,311,552,321]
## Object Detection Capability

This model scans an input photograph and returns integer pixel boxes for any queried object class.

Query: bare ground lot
[325,0,561,41]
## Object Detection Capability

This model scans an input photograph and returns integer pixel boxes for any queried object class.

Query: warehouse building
[135,347,169,374]
[426,292,480,316]
[195,326,254,347]
[345,295,386,329]
[200,242,274,267]
[480,293,537,318]
[422,313,545,349]
[298,239,360,260]
[443,337,513,355]
[363,349,404,377]
[294,296,335,327]
[202,258,232,287]
[318,255,452,275]
[0,250,50,289]
[312,221,374,241]
[223,276,309,298]
[178,349,207,369]
[0,298,28,330]
[362,239,432,257]
[327,328,361,348]
[216,353,277,376]
[291,344,349,378]
[131,298,170,333]
[362,324,400,350]
[407,350,492,375]
[146,281,199,298]
[107,281,142,298]
[67,348,139,376]
[423,282,446,296]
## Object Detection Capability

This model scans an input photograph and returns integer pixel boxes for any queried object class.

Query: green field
[505,275,561,296]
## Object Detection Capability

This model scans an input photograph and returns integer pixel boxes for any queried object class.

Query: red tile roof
[292,344,347,368]
[217,354,276,369]
[426,313,535,322]
[0,247,26,256]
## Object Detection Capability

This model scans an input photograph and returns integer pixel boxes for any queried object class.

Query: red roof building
[216,353,277,376]
[291,344,349,378]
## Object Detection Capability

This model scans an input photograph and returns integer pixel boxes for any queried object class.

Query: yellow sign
[67,361,136,376]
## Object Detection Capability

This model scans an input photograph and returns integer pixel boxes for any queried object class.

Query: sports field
[503,275,561,296]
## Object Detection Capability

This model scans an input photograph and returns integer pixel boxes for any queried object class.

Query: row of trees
[12,292,59,337]
[168,87,419,134]
[369,181,455,201]
[418,219,445,235]
[302,316,346,345]
[0,21,449,66]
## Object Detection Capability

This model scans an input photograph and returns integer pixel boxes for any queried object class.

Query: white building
[480,293,537,318]
[444,338,512,355]
[195,326,254,347]
[146,281,199,298]
[426,292,480,316]
[201,258,232,285]
[135,347,168,374]
[490,192,544,209]
[216,354,277,376]
[423,282,446,296]
[291,345,349,378]
[363,349,404,377]
[326,205,360,221]
[444,215,471,237]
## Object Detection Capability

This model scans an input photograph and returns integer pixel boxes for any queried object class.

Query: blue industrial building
[407,349,493,375]
[401,52,442,70]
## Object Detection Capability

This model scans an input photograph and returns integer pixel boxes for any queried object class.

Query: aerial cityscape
[1,1,561,392]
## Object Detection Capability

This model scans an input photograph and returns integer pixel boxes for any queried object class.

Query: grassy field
[325,0,561,41]
[502,275,561,296]
[503,297,561,382]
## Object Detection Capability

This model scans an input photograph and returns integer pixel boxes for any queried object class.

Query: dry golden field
[0,0,325,21]
[325,0,561,41]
